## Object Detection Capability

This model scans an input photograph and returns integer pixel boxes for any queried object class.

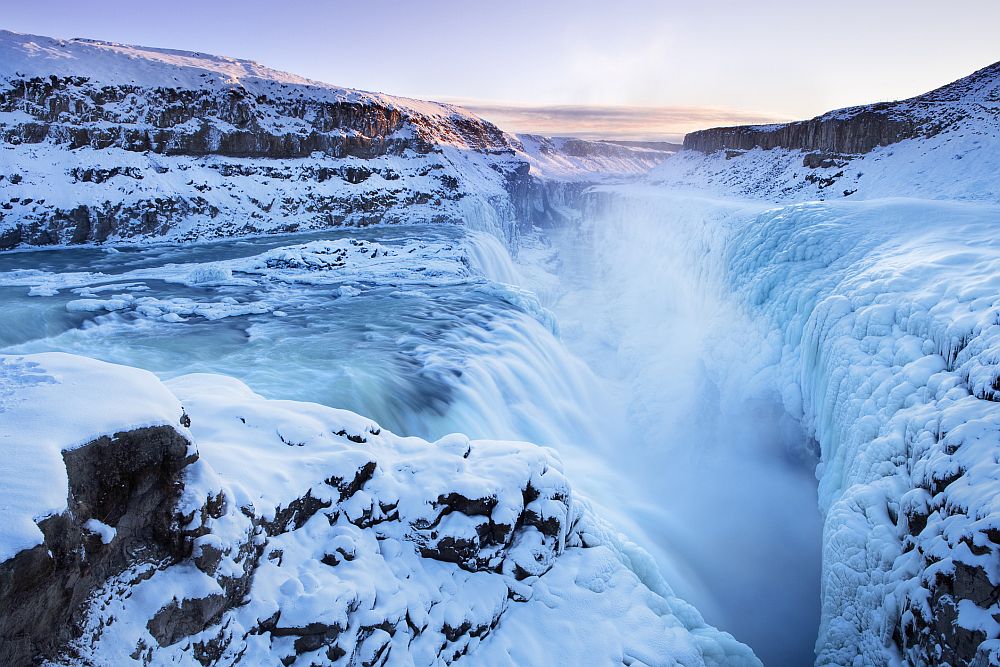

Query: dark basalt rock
[147,593,228,647]
[683,60,1000,155]
[326,459,377,502]
[0,426,195,666]
[684,109,916,155]
[272,620,345,655]
[262,489,333,536]
[0,78,410,159]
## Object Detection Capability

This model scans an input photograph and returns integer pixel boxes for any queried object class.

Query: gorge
[1,28,999,667]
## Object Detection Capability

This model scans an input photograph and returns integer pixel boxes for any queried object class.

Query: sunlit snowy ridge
[0,30,667,250]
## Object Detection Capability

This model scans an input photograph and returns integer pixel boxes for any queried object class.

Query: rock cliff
[0,426,193,664]
[683,61,1000,155]
[0,31,533,249]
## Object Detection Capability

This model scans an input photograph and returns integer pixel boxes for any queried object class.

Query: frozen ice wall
[567,185,1000,666]
[525,187,825,667]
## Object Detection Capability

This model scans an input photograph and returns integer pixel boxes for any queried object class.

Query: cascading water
[0,204,822,665]
[524,188,823,667]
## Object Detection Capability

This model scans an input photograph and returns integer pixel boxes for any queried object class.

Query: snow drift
[0,352,758,666]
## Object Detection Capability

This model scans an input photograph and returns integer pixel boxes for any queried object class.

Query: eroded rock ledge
[0,354,758,667]
[683,61,999,155]
[0,426,192,664]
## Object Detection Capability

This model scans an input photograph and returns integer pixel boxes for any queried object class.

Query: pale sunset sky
[5,0,999,140]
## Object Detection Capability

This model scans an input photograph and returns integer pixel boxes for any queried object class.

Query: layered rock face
[683,109,916,154]
[683,61,1000,155]
[650,62,1000,204]
[0,32,671,250]
[1,79,408,159]
[0,31,532,249]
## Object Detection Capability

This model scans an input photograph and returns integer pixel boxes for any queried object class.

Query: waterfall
[509,187,824,667]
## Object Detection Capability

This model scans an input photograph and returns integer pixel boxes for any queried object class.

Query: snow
[515,134,672,181]
[0,29,676,253]
[83,518,116,544]
[0,30,496,133]
[652,60,1000,205]
[0,352,184,561]
[586,131,1000,663]
[0,139,524,248]
[650,123,1000,204]
[722,198,1000,665]
[0,28,545,251]
[0,353,760,666]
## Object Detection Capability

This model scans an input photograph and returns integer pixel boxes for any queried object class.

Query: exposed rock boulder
[0,426,194,665]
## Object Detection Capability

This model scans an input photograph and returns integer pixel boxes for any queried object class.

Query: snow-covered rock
[0,352,759,666]
[0,353,194,663]
[683,60,1000,155]
[0,30,535,248]
[0,31,666,251]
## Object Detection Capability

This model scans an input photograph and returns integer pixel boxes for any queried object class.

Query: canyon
[1,29,999,667]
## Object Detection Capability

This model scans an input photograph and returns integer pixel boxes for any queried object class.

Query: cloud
[442,100,794,142]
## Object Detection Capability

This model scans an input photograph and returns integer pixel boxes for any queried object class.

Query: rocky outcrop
[0,368,571,666]
[1,78,411,159]
[0,354,760,666]
[0,31,555,250]
[0,406,571,666]
[684,61,1000,154]
[0,426,195,665]
[683,109,917,154]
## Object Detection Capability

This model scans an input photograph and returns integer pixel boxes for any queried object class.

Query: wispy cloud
[442,100,793,142]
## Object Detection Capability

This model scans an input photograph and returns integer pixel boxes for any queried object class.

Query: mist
[521,192,824,666]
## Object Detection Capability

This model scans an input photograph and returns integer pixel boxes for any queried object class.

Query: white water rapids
[0,195,822,666]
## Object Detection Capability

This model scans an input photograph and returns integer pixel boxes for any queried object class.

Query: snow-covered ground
[0,30,667,251]
[0,349,759,667]
[651,60,1000,207]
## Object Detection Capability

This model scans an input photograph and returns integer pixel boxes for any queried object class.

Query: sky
[5,0,1000,140]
